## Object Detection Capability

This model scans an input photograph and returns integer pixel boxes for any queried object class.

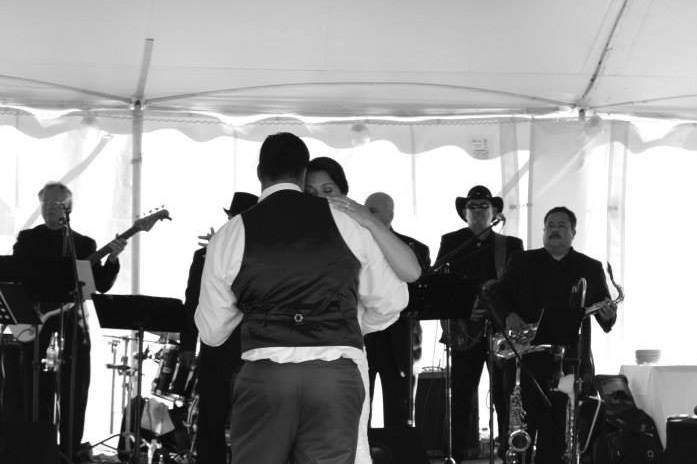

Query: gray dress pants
[229,358,364,464]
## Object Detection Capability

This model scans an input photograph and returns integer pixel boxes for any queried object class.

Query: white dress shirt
[194,182,408,365]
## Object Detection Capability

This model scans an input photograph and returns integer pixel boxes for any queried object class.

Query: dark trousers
[195,337,242,464]
[365,333,410,427]
[229,358,364,464]
[451,340,509,456]
[516,352,569,464]
[6,318,91,459]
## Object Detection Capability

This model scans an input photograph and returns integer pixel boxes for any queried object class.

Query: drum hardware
[92,335,136,453]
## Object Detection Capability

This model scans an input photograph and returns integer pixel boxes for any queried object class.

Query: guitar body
[8,303,75,342]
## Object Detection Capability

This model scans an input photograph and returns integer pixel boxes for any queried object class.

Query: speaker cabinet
[665,415,697,464]
[414,368,479,456]
[368,427,429,464]
[0,421,57,464]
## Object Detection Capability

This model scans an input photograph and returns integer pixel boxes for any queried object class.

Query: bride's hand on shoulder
[327,196,380,229]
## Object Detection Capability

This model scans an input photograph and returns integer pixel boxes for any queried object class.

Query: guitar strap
[494,232,507,279]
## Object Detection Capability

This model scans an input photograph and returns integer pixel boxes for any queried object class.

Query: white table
[619,365,697,447]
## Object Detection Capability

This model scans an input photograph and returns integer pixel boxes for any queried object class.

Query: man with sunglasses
[436,185,523,461]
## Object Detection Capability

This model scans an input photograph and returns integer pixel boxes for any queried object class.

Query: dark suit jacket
[180,247,206,351]
[365,230,430,375]
[435,227,524,345]
[13,224,120,294]
[491,247,615,382]
[436,227,524,283]
[180,246,243,361]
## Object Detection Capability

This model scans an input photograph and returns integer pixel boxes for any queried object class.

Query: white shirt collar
[258,182,303,202]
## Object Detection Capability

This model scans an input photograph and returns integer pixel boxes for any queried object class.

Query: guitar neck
[90,226,138,261]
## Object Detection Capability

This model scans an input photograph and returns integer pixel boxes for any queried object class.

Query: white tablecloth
[619,365,697,446]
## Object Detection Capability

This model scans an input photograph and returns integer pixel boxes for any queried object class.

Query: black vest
[231,189,363,352]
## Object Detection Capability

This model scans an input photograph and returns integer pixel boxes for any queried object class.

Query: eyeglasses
[466,203,491,210]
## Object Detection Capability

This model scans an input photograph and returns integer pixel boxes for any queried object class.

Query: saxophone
[506,358,531,464]
[560,264,624,464]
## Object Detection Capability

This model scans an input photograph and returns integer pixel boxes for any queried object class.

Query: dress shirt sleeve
[194,216,245,347]
[330,207,409,335]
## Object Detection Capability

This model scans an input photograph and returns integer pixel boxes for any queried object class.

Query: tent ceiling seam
[0,74,130,104]
[589,93,697,110]
[145,81,573,107]
[134,39,155,100]
[577,0,631,108]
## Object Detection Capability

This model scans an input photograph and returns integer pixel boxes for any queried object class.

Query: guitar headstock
[134,206,172,232]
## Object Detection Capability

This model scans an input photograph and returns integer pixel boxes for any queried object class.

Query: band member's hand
[471,307,488,322]
[178,349,195,368]
[597,298,617,322]
[106,235,128,262]
[413,322,422,361]
[505,312,526,330]
[197,227,215,247]
[327,196,380,229]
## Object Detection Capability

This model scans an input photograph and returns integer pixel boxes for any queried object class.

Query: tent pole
[131,100,143,295]
[130,39,153,295]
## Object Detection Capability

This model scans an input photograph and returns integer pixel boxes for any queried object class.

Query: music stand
[0,256,75,303]
[407,274,478,464]
[92,294,184,464]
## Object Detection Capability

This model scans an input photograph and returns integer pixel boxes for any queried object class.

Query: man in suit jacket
[363,192,430,427]
[488,206,617,463]
[179,191,257,464]
[437,185,523,460]
[11,181,125,460]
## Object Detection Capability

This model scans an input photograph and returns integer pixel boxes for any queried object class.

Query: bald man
[364,192,430,426]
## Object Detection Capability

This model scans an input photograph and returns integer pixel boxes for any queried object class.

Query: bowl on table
[635,349,661,365]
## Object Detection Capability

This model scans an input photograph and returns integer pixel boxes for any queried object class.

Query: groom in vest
[195,132,408,464]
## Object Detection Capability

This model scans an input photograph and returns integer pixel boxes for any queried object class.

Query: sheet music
[76,260,97,300]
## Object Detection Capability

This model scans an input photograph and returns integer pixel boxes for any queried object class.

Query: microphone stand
[61,207,87,464]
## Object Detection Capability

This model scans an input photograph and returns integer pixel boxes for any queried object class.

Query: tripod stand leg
[32,324,40,423]
[443,319,456,464]
[131,327,145,464]
[487,320,495,464]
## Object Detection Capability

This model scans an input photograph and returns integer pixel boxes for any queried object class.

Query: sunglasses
[466,203,491,210]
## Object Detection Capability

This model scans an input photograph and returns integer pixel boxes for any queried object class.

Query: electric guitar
[9,208,171,342]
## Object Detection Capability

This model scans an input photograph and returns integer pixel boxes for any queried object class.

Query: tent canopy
[1,0,696,119]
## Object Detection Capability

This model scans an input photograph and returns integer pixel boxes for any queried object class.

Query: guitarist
[436,185,523,461]
[11,181,126,460]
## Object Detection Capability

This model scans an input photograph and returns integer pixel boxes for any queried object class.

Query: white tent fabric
[4,116,697,443]
[1,0,697,119]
